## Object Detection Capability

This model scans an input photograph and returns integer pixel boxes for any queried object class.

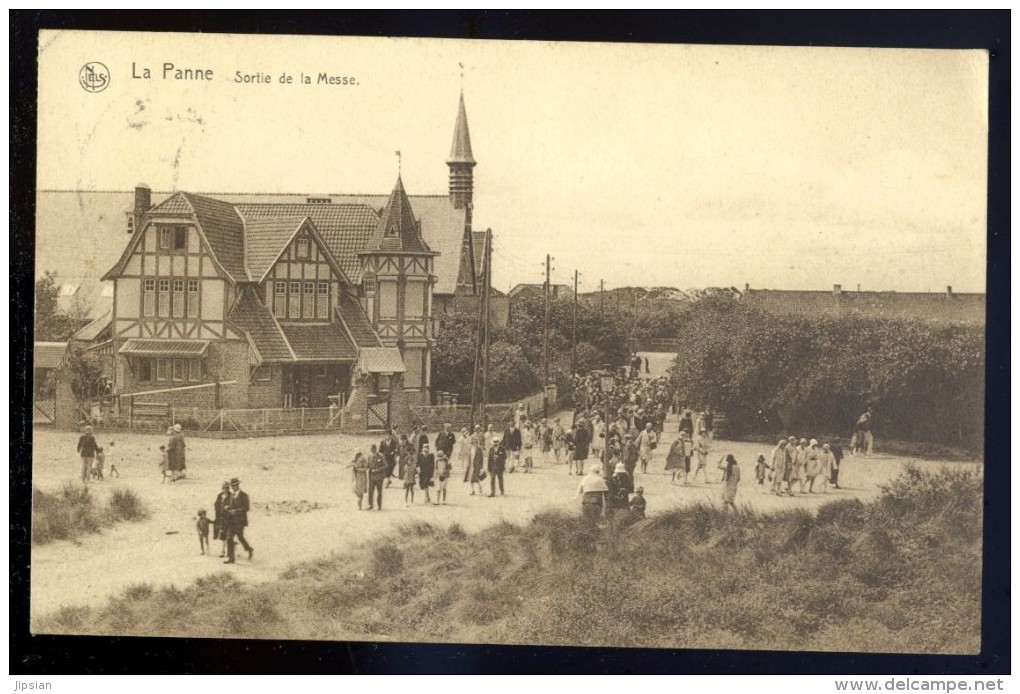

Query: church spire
[362,175,432,254]
[447,92,476,209]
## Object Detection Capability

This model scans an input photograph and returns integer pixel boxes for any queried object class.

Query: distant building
[741,284,985,325]
[508,283,574,301]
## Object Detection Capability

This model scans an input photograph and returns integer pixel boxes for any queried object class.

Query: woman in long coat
[770,440,789,496]
[167,425,186,481]
[720,453,741,511]
[351,452,369,510]
[665,436,685,484]
[466,436,485,495]
[212,481,231,557]
[417,443,436,505]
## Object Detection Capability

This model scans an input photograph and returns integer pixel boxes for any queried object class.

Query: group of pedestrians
[195,477,253,564]
[762,436,845,496]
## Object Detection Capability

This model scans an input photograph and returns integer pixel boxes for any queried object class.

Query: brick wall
[247,364,283,409]
[115,339,251,410]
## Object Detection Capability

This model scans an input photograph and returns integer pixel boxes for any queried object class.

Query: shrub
[107,488,148,522]
[123,583,154,601]
[370,543,403,577]
[446,522,467,541]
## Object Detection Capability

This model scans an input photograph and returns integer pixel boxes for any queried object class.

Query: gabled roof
[358,347,406,374]
[242,216,307,282]
[227,287,294,362]
[173,193,247,281]
[34,342,68,369]
[236,203,377,282]
[336,293,382,348]
[446,93,476,166]
[361,176,434,255]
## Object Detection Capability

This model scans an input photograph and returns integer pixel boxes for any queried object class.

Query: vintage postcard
[30,30,988,654]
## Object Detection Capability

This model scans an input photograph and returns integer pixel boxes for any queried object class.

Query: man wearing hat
[487,436,507,497]
[212,481,232,558]
[435,422,457,461]
[76,424,98,483]
[223,477,254,564]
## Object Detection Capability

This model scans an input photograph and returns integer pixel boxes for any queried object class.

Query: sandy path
[29,417,977,623]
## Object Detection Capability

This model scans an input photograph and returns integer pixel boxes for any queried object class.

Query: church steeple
[446,92,476,210]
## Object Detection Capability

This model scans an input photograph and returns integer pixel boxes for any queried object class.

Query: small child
[93,446,105,481]
[196,509,211,555]
[754,454,771,489]
[629,487,647,519]
[403,456,418,507]
[435,450,451,505]
[106,441,120,478]
[158,445,169,483]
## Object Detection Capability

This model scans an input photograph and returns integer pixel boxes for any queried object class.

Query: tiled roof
[446,93,476,166]
[242,216,307,281]
[337,293,381,348]
[236,203,377,282]
[361,177,433,254]
[72,311,112,342]
[181,193,248,281]
[34,342,68,369]
[118,339,210,357]
[281,322,357,361]
[227,289,294,362]
[46,189,469,298]
[358,347,406,374]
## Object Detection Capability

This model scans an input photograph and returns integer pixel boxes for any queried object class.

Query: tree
[35,271,73,341]
[64,342,106,410]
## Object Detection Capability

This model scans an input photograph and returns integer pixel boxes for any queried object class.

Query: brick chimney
[132,183,151,233]
[946,285,953,298]
[833,284,842,296]
[744,283,750,295]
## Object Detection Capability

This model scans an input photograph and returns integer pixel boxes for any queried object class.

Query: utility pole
[469,231,489,429]
[542,254,551,418]
[571,269,578,378]
[600,279,604,314]
[481,231,493,430]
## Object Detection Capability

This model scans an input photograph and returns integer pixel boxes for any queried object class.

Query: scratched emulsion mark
[127,98,151,131]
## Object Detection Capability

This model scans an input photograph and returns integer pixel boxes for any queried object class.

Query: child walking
[158,445,170,483]
[195,509,211,555]
[754,454,771,491]
[403,453,419,506]
[435,450,451,505]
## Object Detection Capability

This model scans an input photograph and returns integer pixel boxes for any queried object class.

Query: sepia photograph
[23,26,994,662]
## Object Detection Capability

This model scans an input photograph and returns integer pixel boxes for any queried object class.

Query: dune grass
[32,484,149,545]
[34,464,981,653]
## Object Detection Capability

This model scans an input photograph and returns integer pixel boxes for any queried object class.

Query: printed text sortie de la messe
[131,63,356,85]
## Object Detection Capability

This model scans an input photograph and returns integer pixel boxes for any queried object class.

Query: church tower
[447,92,476,211]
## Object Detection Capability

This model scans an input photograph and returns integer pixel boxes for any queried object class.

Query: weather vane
[395,150,401,175]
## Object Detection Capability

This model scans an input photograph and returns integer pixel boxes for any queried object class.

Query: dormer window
[296,238,310,259]
[385,224,398,238]
[159,225,188,251]
[363,278,376,295]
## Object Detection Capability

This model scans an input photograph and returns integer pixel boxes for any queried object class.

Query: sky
[37,31,989,293]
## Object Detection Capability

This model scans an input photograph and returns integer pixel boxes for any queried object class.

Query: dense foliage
[35,271,78,341]
[432,294,630,404]
[667,296,984,448]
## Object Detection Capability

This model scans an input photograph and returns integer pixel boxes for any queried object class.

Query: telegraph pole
[600,279,604,314]
[542,254,551,418]
[470,231,490,429]
[481,232,493,430]
[571,269,579,377]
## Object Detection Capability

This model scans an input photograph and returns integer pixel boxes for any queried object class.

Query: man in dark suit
[367,445,387,510]
[380,427,400,487]
[435,422,456,460]
[487,437,507,497]
[502,421,522,473]
[224,477,254,564]
[572,420,591,476]
[416,425,430,454]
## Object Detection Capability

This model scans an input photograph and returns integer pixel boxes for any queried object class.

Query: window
[188,359,203,383]
[143,279,156,317]
[288,281,301,318]
[173,226,187,250]
[172,279,185,318]
[157,279,170,317]
[378,281,397,319]
[296,238,310,259]
[384,224,398,238]
[252,365,271,382]
[363,278,376,295]
[302,281,315,318]
[159,227,172,249]
[316,282,330,319]
[273,280,287,317]
[187,279,200,317]
[126,213,134,235]
[156,358,168,382]
[172,358,185,382]
[137,358,152,382]
[405,281,425,318]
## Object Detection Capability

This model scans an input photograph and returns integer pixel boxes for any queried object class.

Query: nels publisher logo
[79,62,110,93]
